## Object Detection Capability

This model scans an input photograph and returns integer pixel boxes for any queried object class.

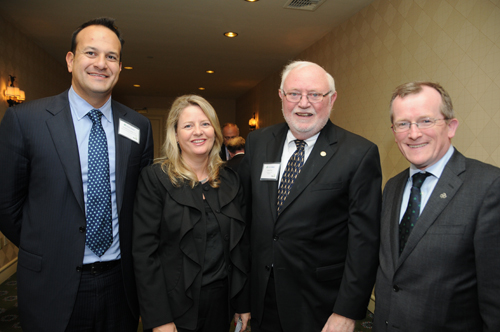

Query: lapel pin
[440,193,447,199]
[320,151,326,157]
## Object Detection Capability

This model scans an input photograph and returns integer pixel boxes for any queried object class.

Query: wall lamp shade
[5,75,25,107]
[249,113,257,130]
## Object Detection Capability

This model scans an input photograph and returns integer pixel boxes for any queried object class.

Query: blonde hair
[157,95,224,188]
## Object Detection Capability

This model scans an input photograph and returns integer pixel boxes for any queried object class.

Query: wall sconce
[249,112,257,131]
[5,75,25,107]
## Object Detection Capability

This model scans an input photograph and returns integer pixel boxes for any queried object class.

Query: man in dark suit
[226,136,245,172]
[373,82,500,331]
[220,123,239,161]
[0,18,153,331]
[239,61,381,332]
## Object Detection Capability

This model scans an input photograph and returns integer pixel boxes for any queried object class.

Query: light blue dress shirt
[68,87,120,263]
[399,145,455,223]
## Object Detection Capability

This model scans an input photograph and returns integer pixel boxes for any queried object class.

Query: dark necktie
[399,172,431,255]
[277,140,306,215]
[86,109,113,257]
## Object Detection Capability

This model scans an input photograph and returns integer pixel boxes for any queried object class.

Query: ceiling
[2,0,373,100]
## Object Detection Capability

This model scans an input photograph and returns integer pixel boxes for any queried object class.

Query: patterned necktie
[277,140,306,215]
[86,109,113,257]
[399,172,431,255]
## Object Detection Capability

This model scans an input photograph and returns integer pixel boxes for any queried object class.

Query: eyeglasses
[392,118,448,133]
[282,90,331,103]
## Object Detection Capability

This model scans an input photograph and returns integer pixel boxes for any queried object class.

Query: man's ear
[66,52,75,73]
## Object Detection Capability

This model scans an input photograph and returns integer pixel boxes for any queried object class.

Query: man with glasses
[373,82,500,331]
[239,61,382,332]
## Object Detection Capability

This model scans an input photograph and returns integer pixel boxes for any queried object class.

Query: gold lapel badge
[320,151,326,157]
[440,193,447,199]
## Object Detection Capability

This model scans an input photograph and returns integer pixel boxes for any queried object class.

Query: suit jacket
[373,150,500,332]
[238,120,382,331]
[226,153,244,172]
[132,164,250,330]
[220,144,229,161]
[0,90,154,331]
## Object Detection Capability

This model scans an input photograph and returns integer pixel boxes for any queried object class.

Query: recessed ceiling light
[206,70,214,74]
[133,84,140,88]
[124,66,133,70]
[224,32,238,38]
[245,0,259,2]
[198,87,206,90]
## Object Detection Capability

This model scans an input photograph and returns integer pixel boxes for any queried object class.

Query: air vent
[283,0,326,11]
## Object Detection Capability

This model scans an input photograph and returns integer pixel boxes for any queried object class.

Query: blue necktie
[277,140,306,215]
[399,172,431,255]
[86,109,113,257]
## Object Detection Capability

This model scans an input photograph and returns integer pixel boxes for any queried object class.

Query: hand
[153,322,177,332]
[321,313,355,332]
[234,312,251,331]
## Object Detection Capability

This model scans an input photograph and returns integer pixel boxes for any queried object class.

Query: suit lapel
[397,151,465,268]
[388,172,408,267]
[277,121,338,216]
[112,101,132,215]
[265,125,287,221]
[45,91,85,213]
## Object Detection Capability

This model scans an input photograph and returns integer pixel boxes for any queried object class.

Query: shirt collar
[285,130,320,147]
[409,145,455,178]
[68,86,113,123]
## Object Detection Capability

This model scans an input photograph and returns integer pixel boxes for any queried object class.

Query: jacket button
[265,265,270,271]
[393,285,400,292]
[203,186,209,191]
[76,266,82,272]
[385,321,389,325]
[273,235,279,241]
[224,234,229,241]
[79,227,86,233]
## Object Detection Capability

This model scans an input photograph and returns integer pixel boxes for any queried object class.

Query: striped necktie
[277,140,306,215]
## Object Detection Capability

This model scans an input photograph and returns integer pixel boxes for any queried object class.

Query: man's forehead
[284,66,328,90]
[76,26,121,49]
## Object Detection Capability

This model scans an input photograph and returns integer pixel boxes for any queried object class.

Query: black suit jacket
[0,90,154,331]
[374,150,500,331]
[239,120,381,331]
[220,144,229,161]
[132,164,250,330]
[226,153,244,172]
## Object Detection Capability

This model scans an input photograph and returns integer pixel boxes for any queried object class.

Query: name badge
[260,163,280,181]
[118,119,140,144]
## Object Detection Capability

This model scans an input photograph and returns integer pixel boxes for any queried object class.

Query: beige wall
[0,14,70,120]
[236,0,500,186]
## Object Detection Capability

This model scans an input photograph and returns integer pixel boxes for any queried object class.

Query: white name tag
[260,163,280,181]
[118,119,140,144]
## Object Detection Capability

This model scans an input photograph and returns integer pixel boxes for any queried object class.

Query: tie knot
[294,140,306,151]
[87,109,103,124]
[412,172,431,189]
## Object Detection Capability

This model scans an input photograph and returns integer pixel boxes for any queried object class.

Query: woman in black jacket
[133,95,250,332]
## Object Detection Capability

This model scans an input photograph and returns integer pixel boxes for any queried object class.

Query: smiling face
[66,25,122,108]
[392,85,459,170]
[176,105,215,166]
[279,64,337,140]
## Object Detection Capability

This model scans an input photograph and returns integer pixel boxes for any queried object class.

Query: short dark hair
[226,137,246,154]
[70,17,124,60]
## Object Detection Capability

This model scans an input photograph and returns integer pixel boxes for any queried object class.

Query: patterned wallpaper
[236,0,500,185]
